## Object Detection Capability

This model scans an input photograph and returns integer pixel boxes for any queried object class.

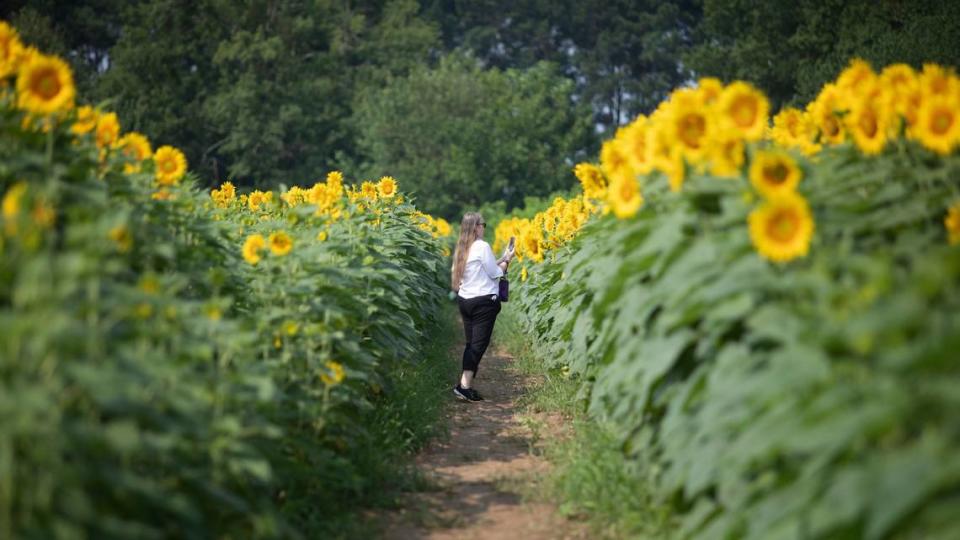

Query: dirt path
[379,347,587,540]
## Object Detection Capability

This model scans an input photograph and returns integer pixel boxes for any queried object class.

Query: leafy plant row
[507,59,960,539]
[1,21,450,538]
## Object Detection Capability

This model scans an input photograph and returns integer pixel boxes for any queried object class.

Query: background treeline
[5,0,959,218]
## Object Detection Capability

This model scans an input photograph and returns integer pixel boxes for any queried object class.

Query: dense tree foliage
[4,0,958,217]
[350,55,592,216]
[686,0,960,109]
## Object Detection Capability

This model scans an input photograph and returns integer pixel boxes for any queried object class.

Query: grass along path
[378,342,588,540]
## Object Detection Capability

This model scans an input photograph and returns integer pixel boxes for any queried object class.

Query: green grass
[495,308,675,539]
[307,301,461,539]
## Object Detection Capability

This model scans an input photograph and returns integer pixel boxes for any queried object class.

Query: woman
[450,212,514,401]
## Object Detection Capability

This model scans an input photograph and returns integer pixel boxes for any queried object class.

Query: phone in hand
[507,236,516,252]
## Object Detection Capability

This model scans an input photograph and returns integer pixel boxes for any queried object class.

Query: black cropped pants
[457,294,502,375]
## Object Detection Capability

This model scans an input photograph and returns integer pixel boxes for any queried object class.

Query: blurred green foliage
[1,95,449,537]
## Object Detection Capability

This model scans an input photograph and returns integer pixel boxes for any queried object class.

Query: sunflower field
[498,60,960,538]
[1,21,453,538]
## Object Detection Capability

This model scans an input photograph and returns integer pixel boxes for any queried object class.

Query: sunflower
[377,176,397,198]
[770,108,820,155]
[835,58,877,108]
[845,87,892,155]
[912,95,960,155]
[946,203,960,245]
[0,21,23,79]
[154,145,187,185]
[360,181,378,200]
[268,231,293,256]
[620,115,654,175]
[667,89,714,163]
[434,217,452,237]
[696,77,724,105]
[717,81,769,141]
[809,84,845,145]
[574,162,606,200]
[606,171,643,219]
[600,133,631,182]
[117,132,153,173]
[95,112,120,149]
[749,150,802,198]
[317,230,328,242]
[71,105,98,135]
[242,234,266,265]
[16,53,75,115]
[210,181,236,208]
[321,360,346,386]
[919,63,958,98]
[879,63,918,120]
[748,193,815,262]
[708,135,745,178]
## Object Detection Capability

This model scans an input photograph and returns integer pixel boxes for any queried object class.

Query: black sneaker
[453,385,484,402]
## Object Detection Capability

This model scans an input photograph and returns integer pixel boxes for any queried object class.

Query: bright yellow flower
[666,89,714,162]
[360,181,378,200]
[0,21,23,79]
[211,181,236,208]
[326,170,344,190]
[281,186,307,206]
[316,230,328,242]
[109,225,132,253]
[606,172,643,219]
[154,145,187,185]
[696,77,724,105]
[919,63,958,98]
[520,266,528,282]
[748,193,815,262]
[600,132,631,183]
[268,231,293,256]
[16,53,75,115]
[845,85,893,155]
[117,132,153,173]
[620,115,654,175]
[809,84,846,145]
[434,217,452,237]
[717,81,769,141]
[574,162,607,200]
[946,202,960,245]
[95,112,120,149]
[911,94,960,155]
[242,234,266,265]
[377,175,397,198]
[321,360,346,385]
[879,63,919,120]
[708,135,745,178]
[835,58,877,109]
[770,107,819,154]
[71,105,98,135]
[749,150,802,198]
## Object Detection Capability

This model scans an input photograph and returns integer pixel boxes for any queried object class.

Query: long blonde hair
[451,212,484,291]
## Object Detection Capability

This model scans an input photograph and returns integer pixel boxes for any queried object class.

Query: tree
[686,0,960,109]
[349,53,593,218]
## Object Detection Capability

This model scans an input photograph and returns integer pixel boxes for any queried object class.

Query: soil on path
[378,347,587,540]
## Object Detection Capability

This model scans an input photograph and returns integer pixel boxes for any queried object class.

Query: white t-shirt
[457,239,503,299]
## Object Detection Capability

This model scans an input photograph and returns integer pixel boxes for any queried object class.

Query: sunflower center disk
[767,210,799,242]
[34,69,61,99]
